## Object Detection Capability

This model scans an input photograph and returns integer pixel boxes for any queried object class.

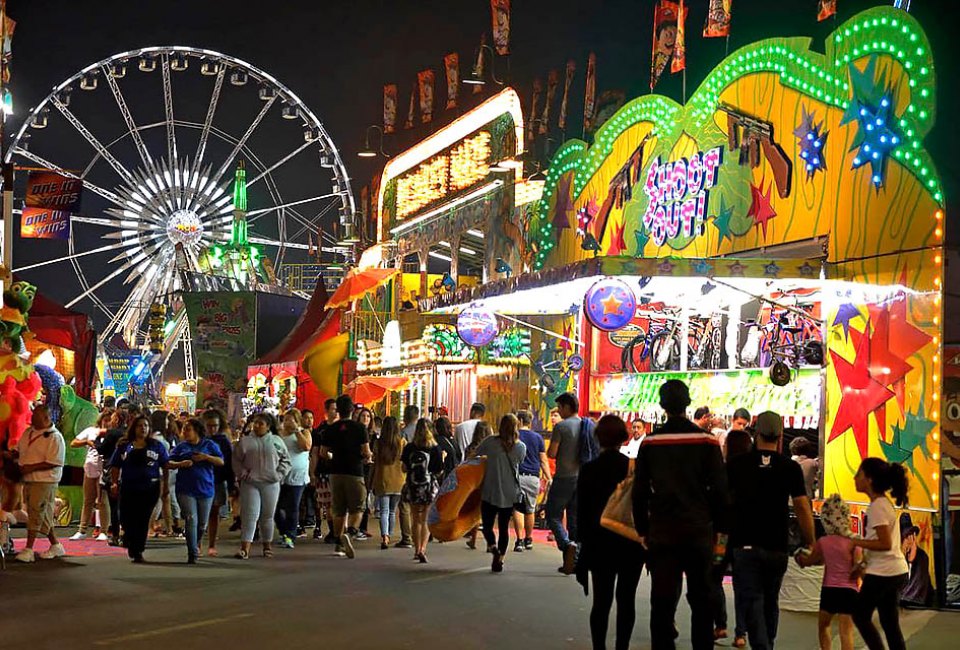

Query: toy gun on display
[718,103,792,199]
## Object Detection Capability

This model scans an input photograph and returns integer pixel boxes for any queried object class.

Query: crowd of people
[1,381,915,650]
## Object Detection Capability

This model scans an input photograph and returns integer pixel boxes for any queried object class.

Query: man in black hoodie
[633,379,728,650]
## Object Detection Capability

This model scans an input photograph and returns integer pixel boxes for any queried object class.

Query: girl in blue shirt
[109,415,171,563]
[170,418,224,563]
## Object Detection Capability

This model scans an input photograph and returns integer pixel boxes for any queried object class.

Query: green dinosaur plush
[59,385,98,438]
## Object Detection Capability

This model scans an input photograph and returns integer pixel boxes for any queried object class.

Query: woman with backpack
[400,418,443,563]
[475,413,527,573]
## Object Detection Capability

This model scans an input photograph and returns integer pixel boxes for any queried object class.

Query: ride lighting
[258,84,277,101]
[170,55,189,71]
[229,69,248,86]
[281,102,299,120]
[108,62,126,78]
[200,61,219,76]
[320,153,333,168]
[138,55,157,72]
[80,73,98,91]
[303,127,318,143]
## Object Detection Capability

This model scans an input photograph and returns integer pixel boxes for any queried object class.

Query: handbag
[600,475,643,544]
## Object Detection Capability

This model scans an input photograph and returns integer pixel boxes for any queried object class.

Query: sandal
[207,548,219,557]
[262,547,274,558]
[234,549,249,560]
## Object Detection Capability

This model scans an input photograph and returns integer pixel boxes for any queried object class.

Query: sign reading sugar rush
[641,146,723,246]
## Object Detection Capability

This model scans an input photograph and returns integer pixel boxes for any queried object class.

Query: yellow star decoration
[600,292,622,315]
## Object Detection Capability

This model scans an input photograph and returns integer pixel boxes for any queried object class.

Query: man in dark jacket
[633,379,728,650]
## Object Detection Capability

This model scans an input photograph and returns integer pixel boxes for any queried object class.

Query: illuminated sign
[641,146,723,246]
[395,131,492,219]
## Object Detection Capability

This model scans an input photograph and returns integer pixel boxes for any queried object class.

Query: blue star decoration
[711,197,734,246]
[840,56,901,189]
[794,106,828,180]
[763,261,781,278]
[832,303,860,340]
[692,259,714,276]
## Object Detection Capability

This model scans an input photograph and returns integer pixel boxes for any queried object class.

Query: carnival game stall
[421,5,947,605]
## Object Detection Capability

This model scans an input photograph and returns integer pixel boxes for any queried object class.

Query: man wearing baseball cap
[726,411,816,650]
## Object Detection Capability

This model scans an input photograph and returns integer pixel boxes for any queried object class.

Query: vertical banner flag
[20,208,70,239]
[1,13,13,84]
[490,0,511,56]
[558,59,576,130]
[404,81,416,129]
[671,0,688,74]
[703,0,733,37]
[539,69,560,135]
[444,53,459,109]
[583,52,597,132]
[26,171,83,211]
[817,0,837,22]
[383,84,397,134]
[418,69,435,124]
[650,1,680,90]
[527,77,543,143]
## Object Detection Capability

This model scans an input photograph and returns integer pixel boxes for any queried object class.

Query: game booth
[401,6,952,607]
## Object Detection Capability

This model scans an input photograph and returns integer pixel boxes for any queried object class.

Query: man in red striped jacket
[633,379,728,650]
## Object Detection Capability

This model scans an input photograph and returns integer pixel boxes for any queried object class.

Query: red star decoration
[748,181,777,239]
[849,317,909,435]
[865,293,932,414]
[585,197,602,238]
[829,328,895,460]
[606,221,627,255]
[558,323,572,354]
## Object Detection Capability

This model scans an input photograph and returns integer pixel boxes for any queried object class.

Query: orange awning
[326,267,398,310]
[347,375,412,405]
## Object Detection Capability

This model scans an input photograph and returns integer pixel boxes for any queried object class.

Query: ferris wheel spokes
[50,96,136,186]
[194,65,226,169]
[209,95,277,189]
[246,140,313,188]
[13,148,126,207]
[161,54,178,166]
[102,66,153,170]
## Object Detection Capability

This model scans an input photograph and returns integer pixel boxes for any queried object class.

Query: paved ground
[1,527,956,649]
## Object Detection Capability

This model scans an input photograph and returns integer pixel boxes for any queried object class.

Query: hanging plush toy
[33,363,64,425]
[59,385,98,438]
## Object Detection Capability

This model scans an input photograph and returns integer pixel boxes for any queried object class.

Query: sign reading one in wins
[21,207,70,239]
[25,171,83,212]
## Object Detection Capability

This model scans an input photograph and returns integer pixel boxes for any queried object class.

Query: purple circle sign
[457,306,498,347]
[583,278,637,332]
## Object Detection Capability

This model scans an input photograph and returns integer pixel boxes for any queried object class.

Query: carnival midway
[0,1,957,649]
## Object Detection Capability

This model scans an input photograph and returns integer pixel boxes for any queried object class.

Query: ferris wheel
[5,46,355,361]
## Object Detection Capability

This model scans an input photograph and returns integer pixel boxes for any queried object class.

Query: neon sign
[395,131,492,219]
[641,146,723,246]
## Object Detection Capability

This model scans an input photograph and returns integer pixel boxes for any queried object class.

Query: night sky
[4,0,956,330]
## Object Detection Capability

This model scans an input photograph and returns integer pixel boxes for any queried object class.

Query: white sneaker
[39,543,65,559]
[94,533,109,541]
[15,548,35,563]
[69,532,87,541]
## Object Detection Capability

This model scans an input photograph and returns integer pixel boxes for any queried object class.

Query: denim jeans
[732,547,789,650]
[545,475,578,551]
[275,484,306,540]
[377,493,401,538]
[177,492,213,560]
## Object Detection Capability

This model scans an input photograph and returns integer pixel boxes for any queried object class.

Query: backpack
[577,417,600,465]
[408,448,431,487]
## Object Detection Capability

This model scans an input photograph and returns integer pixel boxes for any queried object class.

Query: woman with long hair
[201,408,234,557]
[169,418,224,563]
[475,414,527,573]
[851,458,910,650]
[275,409,312,549]
[232,412,291,559]
[433,416,460,484]
[578,414,645,649]
[464,420,494,550]
[149,410,181,537]
[371,416,406,550]
[108,415,170,562]
[356,407,376,540]
[69,409,115,541]
[400,418,443,563]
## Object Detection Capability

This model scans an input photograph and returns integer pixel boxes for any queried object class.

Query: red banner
[703,0,733,37]
[527,77,543,143]
[418,69,435,124]
[491,0,510,56]
[817,0,837,22]
[444,53,459,110]
[584,52,597,131]
[651,1,680,90]
[404,81,416,129]
[26,171,83,212]
[383,84,397,134]
[671,0,688,74]
[539,69,560,135]
[21,207,70,240]
[558,59,576,130]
